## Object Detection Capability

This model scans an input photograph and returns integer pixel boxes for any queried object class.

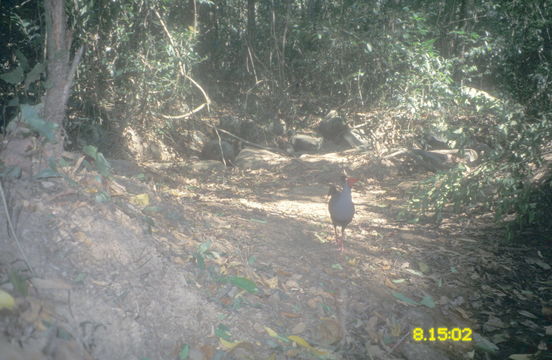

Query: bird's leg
[333,225,340,247]
[340,227,346,252]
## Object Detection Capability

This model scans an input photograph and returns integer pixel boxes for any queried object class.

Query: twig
[0,181,34,275]
[212,126,290,156]
[387,330,411,355]
[214,127,227,167]
[158,102,207,120]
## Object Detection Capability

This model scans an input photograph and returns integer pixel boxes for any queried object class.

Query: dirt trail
[1,150,549,360]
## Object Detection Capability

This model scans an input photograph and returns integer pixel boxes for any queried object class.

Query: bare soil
[0,149,550,360]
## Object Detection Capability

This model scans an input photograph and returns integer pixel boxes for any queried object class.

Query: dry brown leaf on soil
[108,180,127,196]
[454,306,473,320]
[281,311,301,319]
[384,277,398,289]
[20,297,53,331]
[291,322,306,334]
[365,315,379,340]
[129,193,149,207]
[307,296,322,309]
[32,278,72,290]
[262,276,279,289]
[284,279,300,290]
[74,231,93,246]
[276,269,292,277]
[316,318,342,345]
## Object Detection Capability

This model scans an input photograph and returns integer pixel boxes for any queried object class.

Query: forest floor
[1,147,550,360]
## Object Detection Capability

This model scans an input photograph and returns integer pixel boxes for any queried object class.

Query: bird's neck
[341,183,352,197]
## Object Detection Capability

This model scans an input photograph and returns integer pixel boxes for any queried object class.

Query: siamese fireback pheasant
[328,176,358,252]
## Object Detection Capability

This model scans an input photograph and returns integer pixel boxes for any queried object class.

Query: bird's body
[328,176,358,252]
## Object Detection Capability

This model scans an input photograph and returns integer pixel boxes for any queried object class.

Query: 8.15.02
[412,327,472,342]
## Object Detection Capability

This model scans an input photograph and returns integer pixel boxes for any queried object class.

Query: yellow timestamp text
[412,327,473,342]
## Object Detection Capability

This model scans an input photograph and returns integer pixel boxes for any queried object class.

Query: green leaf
[95,191,111,203]
[420,295,435,308]
[21,104,58,142]
[227,276,258,293]
[24,63,44,89]
[74,273,86,284]
[194,253,205,269]
[15,49,29,70]
[0,66,24,85]
[331,263,343,270]
[215,324,232,340]
[9,270,28,296]
[197,240,212,254]
[1,166,22,179]
[83,145,99,159]
[7,96,19,107]
[473,333,499,353]
[418,261,430,273]
[35,165,60,179]
[249,218,267,224]
[391,291,418,305]
[179,344,189,360]
[95,152,111,177]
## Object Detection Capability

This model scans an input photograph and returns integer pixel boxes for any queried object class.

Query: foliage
[66,0,202,150]
[406,97,552,240]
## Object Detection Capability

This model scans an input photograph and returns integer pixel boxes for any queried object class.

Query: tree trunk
[42,0,82,164]
[0,0,82,177]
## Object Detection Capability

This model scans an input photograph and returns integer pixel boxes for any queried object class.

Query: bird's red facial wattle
[346,177,359,187]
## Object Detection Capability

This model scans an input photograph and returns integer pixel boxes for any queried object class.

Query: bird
[328,175,358,252]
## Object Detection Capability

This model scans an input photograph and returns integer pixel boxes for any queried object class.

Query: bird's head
[340,175,358,187]
[346,177,359,187]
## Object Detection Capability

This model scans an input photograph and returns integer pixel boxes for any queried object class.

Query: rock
[291,134,322,152]
[317,116,348,141]
[269,118,286,136]
[200,139,236,164]
[146,142,162,160]
[122,126,145,160]
[423,133,448,150]
[187,130,209,153]
[219,115,242,134]
[235,148,288,169]
[240,119,268,144]
[342,128,370,148]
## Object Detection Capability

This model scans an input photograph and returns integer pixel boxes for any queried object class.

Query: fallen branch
[211,126,291,157]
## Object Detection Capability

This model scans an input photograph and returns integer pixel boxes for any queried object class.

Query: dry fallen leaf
[291,322,306,334]
[281,311,301,319]
[263,276,279,289]
[129,193,149,207]
[384,277,398,289]
[316,318,342,345]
